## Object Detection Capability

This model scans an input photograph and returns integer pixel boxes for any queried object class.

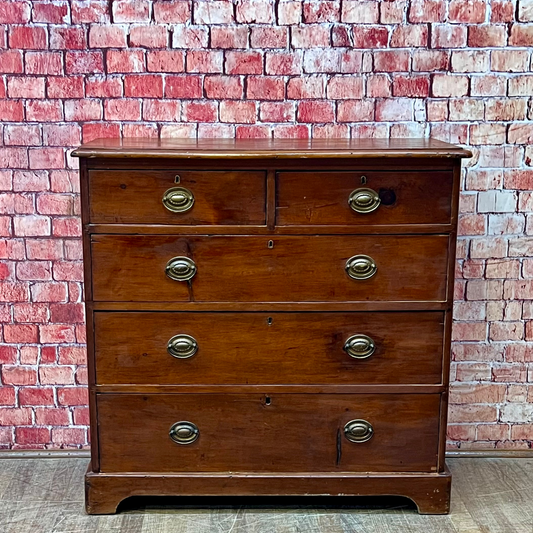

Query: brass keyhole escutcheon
[169,421,199,445]
[162,186,194,213]
[345,255,377,280]
[165,257,197,282]
[344,334,375,359]
[348,188,381,214]
[344,419,373,443]
[167,334,198,359]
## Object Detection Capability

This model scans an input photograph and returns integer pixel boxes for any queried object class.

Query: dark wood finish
[74,138,468,515]
[97,393,440,473]
[72,137,472,160]
[94,311,444,385]
[85,467,452,515]
[89,169,266,225]
[91,234,449,303]
[277,171,453,226]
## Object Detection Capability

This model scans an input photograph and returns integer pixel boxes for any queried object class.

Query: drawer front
[89,170,266,225]
[97,393,440,473]
[94,312,444,385]
[277,171,453,226]
[91,235,449,302]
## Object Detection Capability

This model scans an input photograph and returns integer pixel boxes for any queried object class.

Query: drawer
[94,312,444,385]
[276,171,453,226]
[88,169,266,225]
[91,235,449,302]
[97,393,440,473]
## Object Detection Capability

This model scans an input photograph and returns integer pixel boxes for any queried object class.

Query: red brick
[51,427,86,445]
[250,27,288,48]
[19,387,54,406]
[154,1,190,23]
[297,101,335,123]
[211,27,249,49]
[491,0,515,21]
[58,346,87,365]
[26,238,62,260]
[204,76,242,100]
[432,24,467,48]
[86,77,123,97]
[39,366,75,385]
[65,51,104,74]
[374,51,410,72]
[291,25,330,48]
[468,25,507,47]
[390,25,428,47]
[39,324,76,344]
[26,101,64,122]
[130,25,168,48]
[88,25,127,48]
[57,386,88,406]
[510,24,533,45]
[31,281,67,302]
[304,1,340,23]
[15,261,51,281]
[2,365,37,385]
[273,125,310,139]
[25,52,63,75]
[326,76,363,99]
[220,101,257,123]
[82,123,121,143]
[287,76,326,99]
[408,0,445,22]
[41,346,57,364]
[5,125,42,146]
[246,76,285,100]
[64,99,102,121]
[265,52,302,76]
[194,1,234,23]
[447,424,476,441]
[187,51,224,73]
[0,2,31,23]
[73,407,90,426]
[259,102,295,123]
[182,101,218,122]
[0,386,16,406]
[0,101,24,121]
[172,26,208,49]
[124,75,163,98]
[43,124,81,147]
[236,125,271,139]
[147,51,185,73]
[47,77,84,98]
[332,25,352,47]
[13,216,50,237]
[165,76,203,98]
[236,0,274,23]
[143,100,181,121]
[113,0,150,22]
[352,26,389,48]
[9,26,47,49]
[50,27,87,50]
[107,50,145,73]
[0,407,32,425]
[15,427,50,445]
[393,75,430,97]
[29,148,65,170]
[342,1,378,23]
[225,51,263,75]
[35,408,70,426]
[337,100,374,122]
[0,50,23,73]
[33,1,69,23]
[449,0,487,23]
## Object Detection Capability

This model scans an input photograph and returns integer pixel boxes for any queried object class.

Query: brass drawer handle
[167,334,198,359]
[344,334,375,359]
[345,254,377,280]
[163,187,195,213]
[165,256,197,282]
[344,419,373,443]
[169,421,199,445]
[348,188,381,214]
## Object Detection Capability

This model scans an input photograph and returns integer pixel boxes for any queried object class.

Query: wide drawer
[276,171,453,226]
[97,393,441,473]
[91,235,449,302]
[88,170,266,225]
[94,312,444,385]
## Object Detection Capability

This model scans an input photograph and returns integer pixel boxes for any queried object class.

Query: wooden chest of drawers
[74,138,471,515]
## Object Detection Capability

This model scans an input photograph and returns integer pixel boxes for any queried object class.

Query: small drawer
[91,234,449,302]
[276,171,453,226]
[94,312,444,385]
[88,169,266,225]
[97,393,440,473]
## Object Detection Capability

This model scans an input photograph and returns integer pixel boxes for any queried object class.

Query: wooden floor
[0,458,532,532]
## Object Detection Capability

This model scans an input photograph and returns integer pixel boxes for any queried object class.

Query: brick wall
[0,0,532,450]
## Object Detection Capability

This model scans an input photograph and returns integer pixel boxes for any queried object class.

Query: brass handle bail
[169,421,199,445]
[344,419,373,443]
[167,334,198,359]
[344,334,375,359]
[345,254,377,280]
[348,188,381,214]
[163,187,195,213]
[165,256,197,282]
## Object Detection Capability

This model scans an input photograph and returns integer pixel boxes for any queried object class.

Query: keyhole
[360,175,367,185]
[265,396,271,405]
[267,240,274,249]
[267,317,273,326]
[174,175,181,183]
[120,184,127,189]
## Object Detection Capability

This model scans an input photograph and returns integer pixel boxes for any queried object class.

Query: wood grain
[89,170,266,225]
[91,234,449,303]
[94,311,444,386]
[96,393,441,474]
[276,171,453,226]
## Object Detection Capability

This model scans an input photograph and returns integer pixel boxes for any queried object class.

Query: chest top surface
[72,137,471,160]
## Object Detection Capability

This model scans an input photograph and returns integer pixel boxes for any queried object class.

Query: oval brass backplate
[167,334,198,359]
[169,421,199,445]
[345,254,377,280]
[348,188,381,214]
[344,334,375,359]
[344,419,373,443]
[165,256,197,282]
[162,187,195,213]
